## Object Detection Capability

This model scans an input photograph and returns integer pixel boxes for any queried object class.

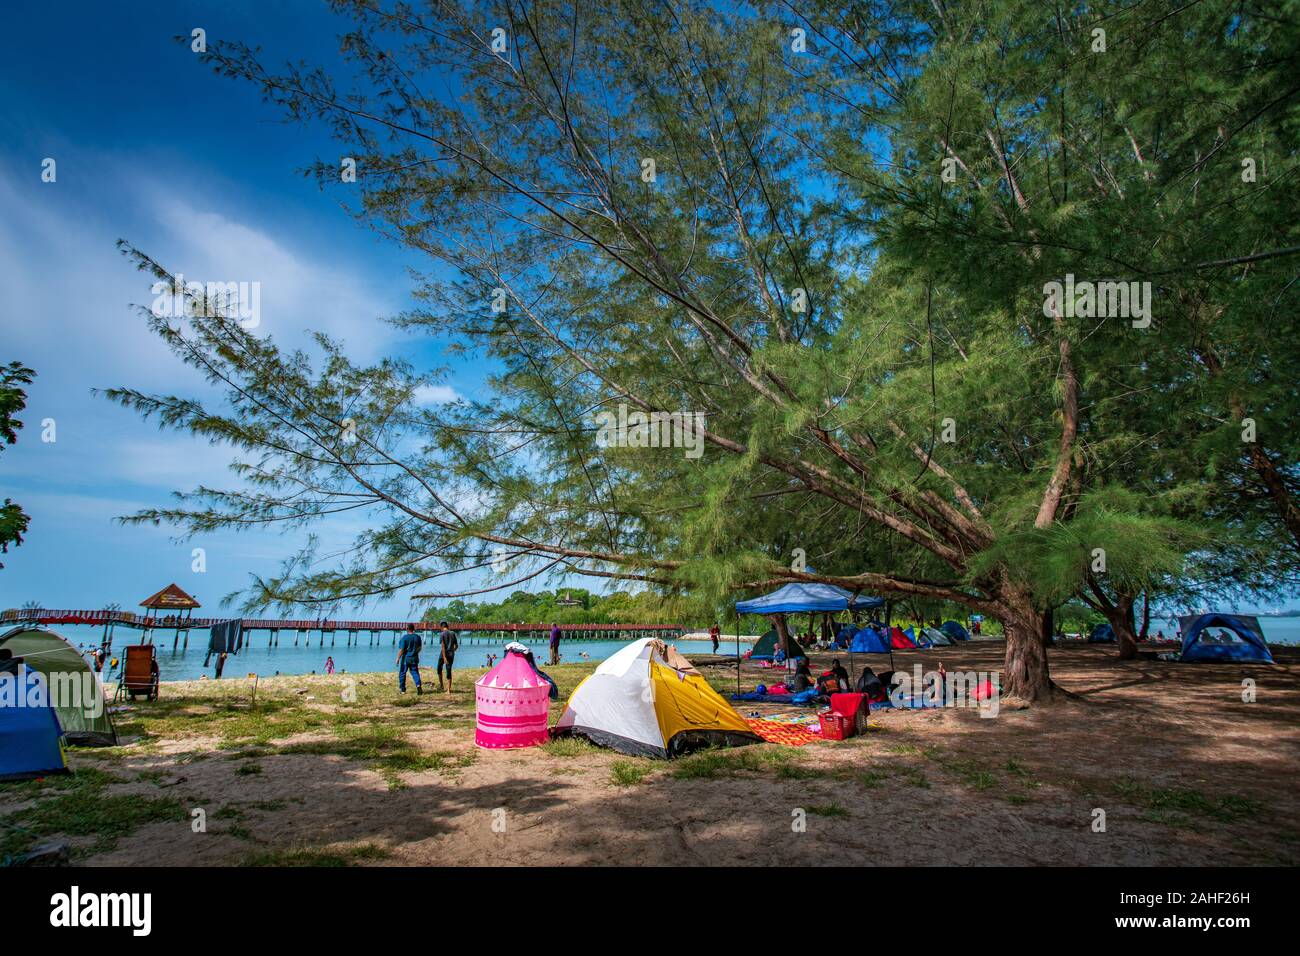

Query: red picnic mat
[746,718,820,746]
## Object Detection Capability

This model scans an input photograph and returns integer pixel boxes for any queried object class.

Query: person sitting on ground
[830,658,850,688]
[855,666,885,701]
[816,668,842,696]
[790,659,814,693]
[773,643,787,665]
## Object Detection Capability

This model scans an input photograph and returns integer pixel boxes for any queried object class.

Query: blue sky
[1,2,1294,621]
[0,0,500,619]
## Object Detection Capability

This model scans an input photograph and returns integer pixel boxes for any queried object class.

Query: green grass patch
[857,769,890,788]
[279,722,475,789]
[1110,778,1263,826]
[0,768,187,862]
[806,804,850,818]
[241,843,389,867]
[900,767,931,789]
[669,745,799,780]
[541,737,598,758]
[942,757,996,791]
[610,760,653,786]
[886,743,943,759]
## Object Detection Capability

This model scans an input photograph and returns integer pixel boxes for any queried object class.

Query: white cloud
[412,383,461,405]
[145,193,399,357]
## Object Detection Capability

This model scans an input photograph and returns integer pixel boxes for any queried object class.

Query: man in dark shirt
[549,622,561,665]
[397,623,423,694]
[437,620,459,693]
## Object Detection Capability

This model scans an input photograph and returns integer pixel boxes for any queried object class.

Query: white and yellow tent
[553,638,760,758]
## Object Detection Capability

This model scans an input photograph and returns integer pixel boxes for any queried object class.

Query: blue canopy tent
[734,582,884,616]
[1178,614,1274,664]
[734,582,886,694]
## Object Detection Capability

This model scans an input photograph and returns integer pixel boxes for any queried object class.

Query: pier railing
[0,608,685,647]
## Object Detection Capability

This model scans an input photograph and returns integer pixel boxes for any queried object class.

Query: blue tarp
[735,582,884,615]
[1178,614,1274,663]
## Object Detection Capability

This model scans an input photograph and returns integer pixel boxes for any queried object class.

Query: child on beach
[325,656,335,674]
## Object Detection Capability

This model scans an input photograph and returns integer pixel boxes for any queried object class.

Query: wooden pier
[0,608,685,650]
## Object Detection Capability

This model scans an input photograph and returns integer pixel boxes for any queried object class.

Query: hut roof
[139,583,201,610]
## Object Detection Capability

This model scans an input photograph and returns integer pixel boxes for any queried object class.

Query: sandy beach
[3,640,1296,867]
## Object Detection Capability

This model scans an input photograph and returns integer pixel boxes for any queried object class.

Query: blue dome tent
[0,666,69,782]
[849,625,890,654]
[1178,614,1274,664]
[940,620,970,642]
[1088,623,1116,643]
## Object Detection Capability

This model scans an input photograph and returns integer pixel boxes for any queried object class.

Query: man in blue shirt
[397,623,423,694]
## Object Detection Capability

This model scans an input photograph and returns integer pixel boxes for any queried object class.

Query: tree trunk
[772,614,792,656]
[1040,607,1055,647]
[998,590,1054,703]
[1102,593,1140,660]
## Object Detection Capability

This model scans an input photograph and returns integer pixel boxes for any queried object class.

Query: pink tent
[474,651,552,749]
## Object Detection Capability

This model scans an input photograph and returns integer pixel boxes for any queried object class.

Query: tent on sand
[0,665,69,782]
[940,620,970,642]
[553,638,761,758]
[0,627,118,746]
[1088,623,1116,643]
[748,628,807,661]
[1178,614,1274,664]
[849,625,890,654]
[917,627,953,648]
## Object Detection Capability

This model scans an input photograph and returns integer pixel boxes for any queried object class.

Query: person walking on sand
[325,655,335,675]
[397,623,423,695]
[709,622,720,654]
[437,620,459,693]
[548,622,562,665]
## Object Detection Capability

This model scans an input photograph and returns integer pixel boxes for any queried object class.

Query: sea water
[20,618,1300,684]
[33,625,739,682]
